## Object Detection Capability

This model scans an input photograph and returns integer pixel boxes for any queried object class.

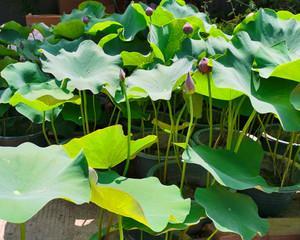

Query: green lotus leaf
[213,32,300,131]
[9,82,81,112]
[291,84,300,110]
[63,124,157,169]
[123,201,205,235]
[277,11,300,21]
[195,185,269,240]
[90,170,191,232]
[40,38,82,55]
[0,21,30,44]
[15,103,62,123]
[192,71,243,100]
[234,9,300,82]
[89,3,148,41]
[0,143,90,223]
[0,103,9,117]
[62,1,105,22]
[182,135,278,193]
[53,19,85,40]
[41,40,121,96]
[1,61,48,90]
[0,57,17,88]
[126,58,193,101]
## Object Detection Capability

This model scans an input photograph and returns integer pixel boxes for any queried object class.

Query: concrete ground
[0,195,299,240]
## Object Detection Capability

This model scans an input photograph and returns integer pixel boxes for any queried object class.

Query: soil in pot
[260,124,300,159]
[0,116,46,146]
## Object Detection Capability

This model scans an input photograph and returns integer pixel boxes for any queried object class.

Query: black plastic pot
[147,160,207,188]
[0,116,46,146]
[134,132,187,178]
[241,188,295,217]
[260,124,300,158]
[125,230,180,240]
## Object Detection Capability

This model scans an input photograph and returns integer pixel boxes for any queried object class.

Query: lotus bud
[145,7,154,16]
[198,57,212,74]
[184,72,195,94]
[183,22,193,35]
[82,16,89,24]
[119,69,126,82]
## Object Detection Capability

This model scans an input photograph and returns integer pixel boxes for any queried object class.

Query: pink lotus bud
[198,57,212,74]
[183,22,193,35]
[145,7,154,16]
[184,72,195,94]
[119,69,126,81]
[82,16,89,24]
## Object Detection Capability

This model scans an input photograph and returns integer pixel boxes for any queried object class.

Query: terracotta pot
[26,14,61,26]
[58,0,115,14]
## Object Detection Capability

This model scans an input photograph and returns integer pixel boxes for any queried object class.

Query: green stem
[151,100,160,164]
[98,208,104,240]
[51,109,59,144]
[42,112,51,146]
[281,133,296,187]
[79,91,87,135]
[83,90,90,134]
[234,110,256,153]
[164,232,169,240]
[180,95,193,192]
[122,82,131,176]
[92,95,97,131]
[207,229,218,240]
[207,74,213,148]
[118,216,124,240]
[20,223,26,240]
[108,105,117,126]
[226,101,233,150]
[163,101,174,183]
[115,109,121,124]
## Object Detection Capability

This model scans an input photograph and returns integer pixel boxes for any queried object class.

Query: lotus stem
[121,81,131,176]
[51,109,59,144]
[108,105,117,126]
[207,229,218,240]
[42,111,51,146]
[20,223,26,240]
[83,90,90,134]
[234,109,256,153]
[92,95,97,131]
[164,232,169,240]
[207,74,213,148]
[163,101,174,183]
[118,216,124,240]
[180,95,193,192]
[79,91,87,135]
[175,103,187,166]
[280,132,296,187]
[226,100,233,150]
[98,208,104,240]
[151,100,161,164]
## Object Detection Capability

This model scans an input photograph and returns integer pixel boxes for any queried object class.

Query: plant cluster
[0,1,299,240]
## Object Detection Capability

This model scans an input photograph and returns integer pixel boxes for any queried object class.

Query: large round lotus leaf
[123,201,205,235]
[63,125,157,169]
[41,40,121,96]
[53,19,85,40]
[1,61,48,90]
[195,186,269,240]
[183,135,279,193]
[126,58,193,101]
[0,143,90,223]
[90,170,191,232]
[192,71,243,101]
[89,3,148,41]
[212,31,300,131]
[233,9,300,82]
[40,38,82,56]
[9,82,81,112]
